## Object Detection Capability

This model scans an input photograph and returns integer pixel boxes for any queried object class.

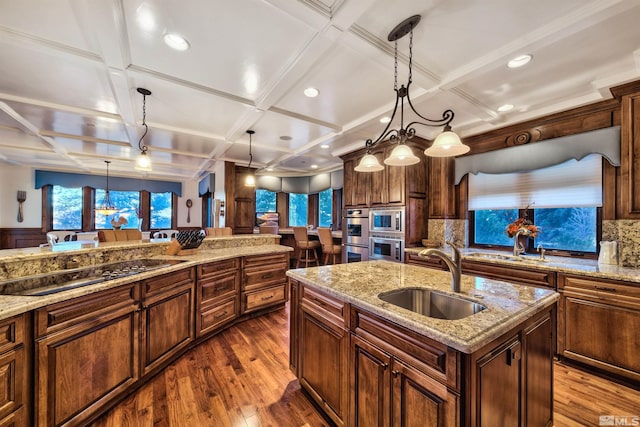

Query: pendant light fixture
[95,160,118,216]
[245,130,256,187]
[134,87,152,172]
[355,15,469,172]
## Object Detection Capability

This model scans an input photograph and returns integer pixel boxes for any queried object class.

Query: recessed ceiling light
[311,164,318,169]
[304,87,319,98]
[497,104,514,112]
[164,33,190,51]
[320,144,329,149]
[379,116,391,124]
[507,54,532,68]
[280,135,293,141]
[266,167,274,172]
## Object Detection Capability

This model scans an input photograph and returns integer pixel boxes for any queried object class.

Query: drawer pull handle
[262,272,274,279]
[391,370,399,377]
[595,286,616,292]
[214,311,228,319]
[214,285,230,292]
[313,298,326,306]
[261,295,274,301]
[382,363,389,370]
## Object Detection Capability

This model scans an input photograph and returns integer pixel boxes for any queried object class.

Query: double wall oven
[342,208,369,263]
[342,207,405,263]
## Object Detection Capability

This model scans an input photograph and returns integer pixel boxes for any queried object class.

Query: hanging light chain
[408,27,413,84]
[394,40,398,92]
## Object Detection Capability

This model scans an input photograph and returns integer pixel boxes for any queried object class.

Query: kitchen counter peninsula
[287,260,558,426]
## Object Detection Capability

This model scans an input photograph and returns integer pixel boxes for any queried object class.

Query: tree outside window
[319,188,333,227]
[52,185,82,230]
[256,189,276,212]
[289,193,308,226]
[150,192,172,229]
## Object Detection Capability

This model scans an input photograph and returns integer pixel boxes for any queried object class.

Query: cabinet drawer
[0,315,25,355]
[243,253,288,270]
[198,258,239,279]
[244,285,286,313]
[301,286,347,327]
[199,297,237,336]
[463,260,556,289]
[244,267,287,291]
[351,308,459,390]
[559,275,640,309]
[141,267,195,298]
[405,253,447,271]
[200,269,238,303]
[35,284,138,338]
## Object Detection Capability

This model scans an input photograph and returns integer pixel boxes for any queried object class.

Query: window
[95,190,140,229]
[469,155,601,254]
[319,188,333,227]
[52,185,82,230]
[150,192,172,229]
[256,189,276,212]
[289,193,308,226]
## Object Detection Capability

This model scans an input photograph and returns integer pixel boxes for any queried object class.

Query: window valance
[455,126,620,184]
[35,170,183,196]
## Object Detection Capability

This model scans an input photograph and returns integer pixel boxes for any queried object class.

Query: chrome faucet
[537,243,546,260]
[418,240,462,293]
[513,228,529,257]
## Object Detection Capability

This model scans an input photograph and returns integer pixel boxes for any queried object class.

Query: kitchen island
[287,260,558,426]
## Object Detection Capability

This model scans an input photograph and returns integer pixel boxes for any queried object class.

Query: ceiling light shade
[245,130,256,187]
[507,54,532,68]
[354,154,384,172]
[304,87,319,97]
[424,127,471,157]
[95,160,118,216]
[384,144,420,166]
[134,88,153,172]
[356,15,465,172]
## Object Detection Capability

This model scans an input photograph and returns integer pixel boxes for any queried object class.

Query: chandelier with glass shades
[355,15,470,173]
[134,87,153,172]
[95,160,118,216]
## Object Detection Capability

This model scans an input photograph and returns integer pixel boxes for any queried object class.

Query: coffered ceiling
[0,0,639,181]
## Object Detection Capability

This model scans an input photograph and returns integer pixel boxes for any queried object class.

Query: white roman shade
[468,154,602,210]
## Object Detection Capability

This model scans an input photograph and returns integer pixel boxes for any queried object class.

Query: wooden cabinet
[197,258,240,337]
[241,253,289,314]
[298,286,349,426]
[0,314,29,427]
[468,308,554,426]
[343,156,371,208]
[140,268,195,376]
[289,279,300,375]
[34,284,140,427]
[558,274,640,382]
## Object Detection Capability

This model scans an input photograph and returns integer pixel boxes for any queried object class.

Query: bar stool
[293,227,321,268]
[317,227,341,265]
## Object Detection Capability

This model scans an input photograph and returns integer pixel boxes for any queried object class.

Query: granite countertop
[0,244,292,322]
[405,246,640,285]
[286,260,558,354]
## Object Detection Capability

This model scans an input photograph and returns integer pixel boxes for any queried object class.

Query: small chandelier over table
[245,130,256,187]
[355,15,470,173]
[95,160,118,216]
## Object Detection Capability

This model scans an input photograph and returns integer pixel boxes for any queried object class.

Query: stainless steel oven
[342,243,369,263]
[369,236,404,263]
[342,208,369,246]
[370,207,404,233]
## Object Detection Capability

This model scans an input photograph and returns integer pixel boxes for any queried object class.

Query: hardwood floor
[92,304,639,427]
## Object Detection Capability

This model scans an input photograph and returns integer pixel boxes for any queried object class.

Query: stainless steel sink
[378,288,486,320]
[466,252,547,263]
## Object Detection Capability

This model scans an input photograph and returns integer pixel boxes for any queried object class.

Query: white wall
[212,161,226,228]
[0,165,42,228]
[176,180,201,228]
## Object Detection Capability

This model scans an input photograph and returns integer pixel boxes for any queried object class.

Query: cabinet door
[369,149,387,206]
[475,338,521,427]
[351,335,391,427]
[141,270,195,376]
[391,359,458,427]
[299,307,349,426]
[35,302,139,426]
[0,314,26,423]
[289,279,299,375]
[524,312,553,427]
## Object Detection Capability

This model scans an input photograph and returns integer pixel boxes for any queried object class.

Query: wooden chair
[293,227,320,268]
[205,227,232,237]
[317,227,341,265]
[259,225,279,234]
[97,229,142,242]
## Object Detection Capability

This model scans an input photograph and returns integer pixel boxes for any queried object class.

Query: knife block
[164,239,201,256]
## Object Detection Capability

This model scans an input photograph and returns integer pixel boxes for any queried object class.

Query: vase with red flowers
[506,208,540,254]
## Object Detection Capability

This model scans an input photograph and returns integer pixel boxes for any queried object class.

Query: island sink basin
[378,288,486,320]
